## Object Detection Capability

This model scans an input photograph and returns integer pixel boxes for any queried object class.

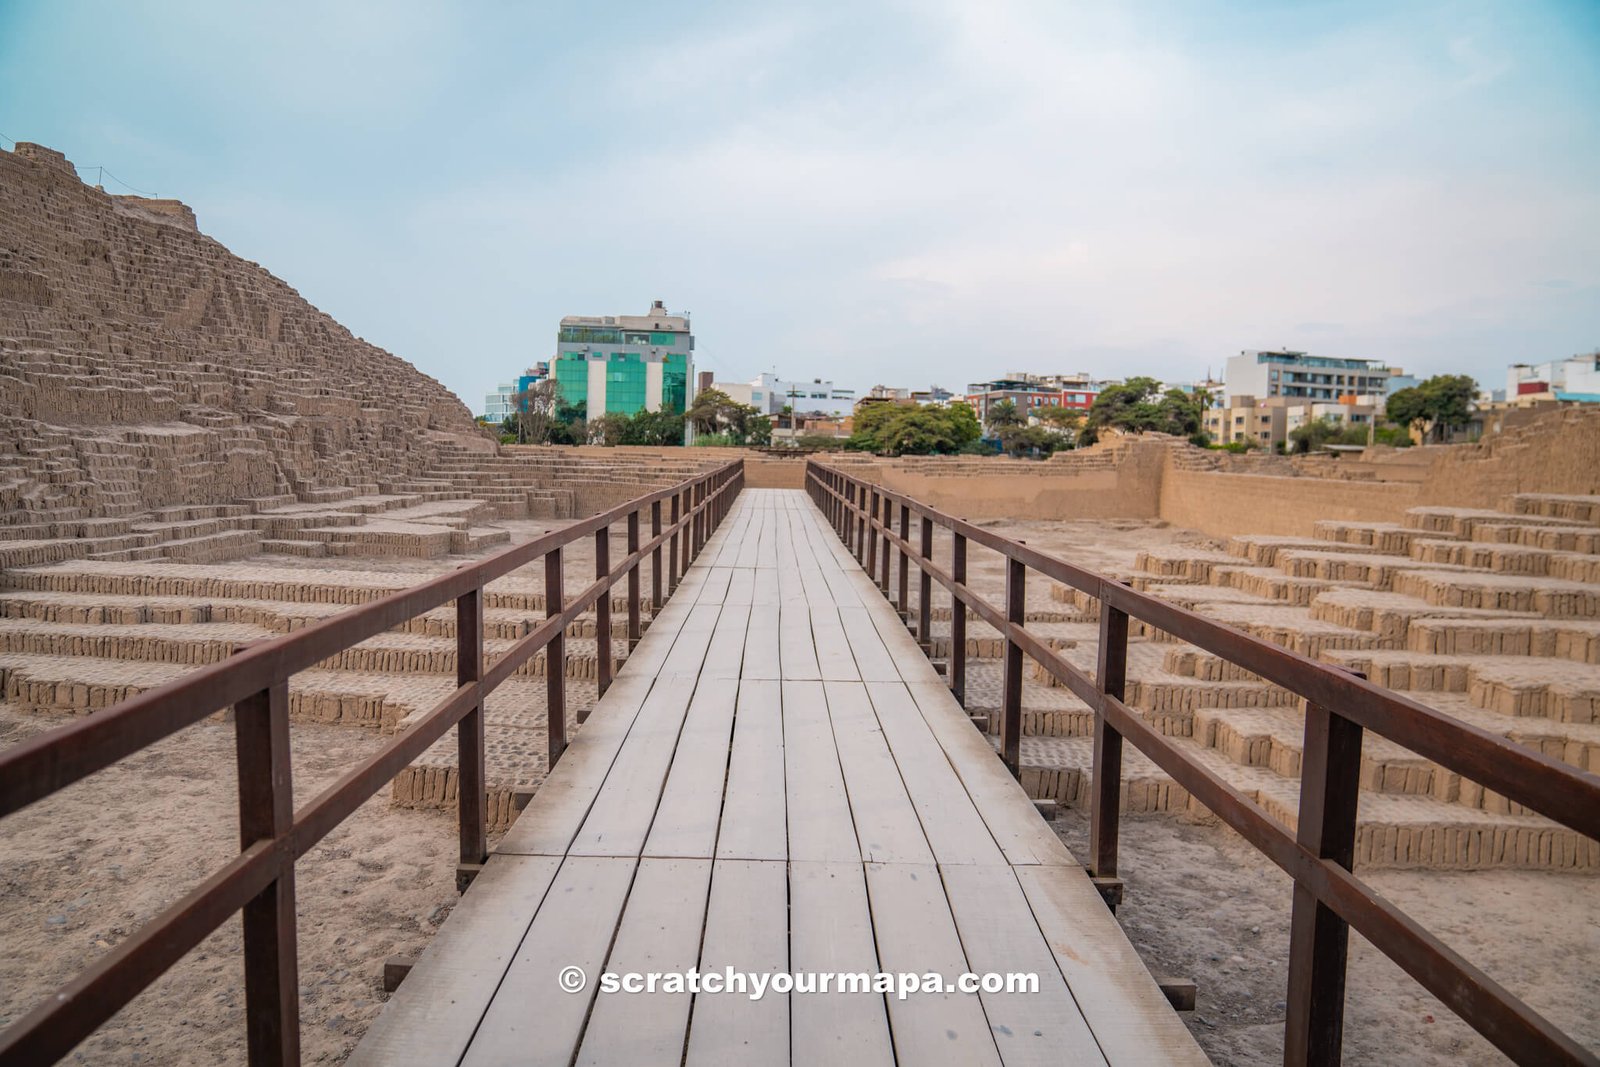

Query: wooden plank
[348,854,562,1066]
[865,681,1007,867]
[838,604,901,682]
[723,566,757,606]
[701,602,751,680]
[642,678,739,859]
[904,679,1076,867]
[576,858,712,1067]
[941,864,1109,1066]
[566,673,700,857]
[742,607,782,680]
[860,588,947,686]
[825,680,934,865]
[750,565,781,606]
[1014,865,1210,1065]
[863,861,1001,1066]
[460,856,639,1067]
[734,507,763,569]
[659,602,724,675]
[779,606,822,681]
[692,567,735,606]
[811,606,861,681]
[782,680,860,863]
[788,861,895,1065]
[715,678,787,861]
[684,859,790,1065]
[496,672,659,856]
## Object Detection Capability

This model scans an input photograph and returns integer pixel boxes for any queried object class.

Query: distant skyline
[3,0,1597,409]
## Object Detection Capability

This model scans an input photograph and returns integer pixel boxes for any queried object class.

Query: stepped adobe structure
[2,139,1595,885]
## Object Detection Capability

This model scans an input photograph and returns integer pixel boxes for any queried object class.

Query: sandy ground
[0,709,461,1065]
[1051,806,1600,1065]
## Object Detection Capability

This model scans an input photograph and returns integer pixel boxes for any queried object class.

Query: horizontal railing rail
[0,459,744,1066]
[805,459,1599,1067]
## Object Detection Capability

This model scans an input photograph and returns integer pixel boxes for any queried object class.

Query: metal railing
[806,459,1599,1067]
[0,460,744,1066]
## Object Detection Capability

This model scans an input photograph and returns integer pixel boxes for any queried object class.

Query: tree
[845,402,982,456]
[687,388,734,437]
[1385,375,1477,443]
[987,399,1025,434]
[1083,377,1205,439]
[1000,424,1067,457]
[508,379,564,445]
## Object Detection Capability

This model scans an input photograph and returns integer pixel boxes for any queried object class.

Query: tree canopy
[1084,377,1205,439]
[1385,375,1477,442]
[846,402,982,455]
[687,388,771,446]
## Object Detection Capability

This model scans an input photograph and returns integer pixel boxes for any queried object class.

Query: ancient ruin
[2,141,1596,1063]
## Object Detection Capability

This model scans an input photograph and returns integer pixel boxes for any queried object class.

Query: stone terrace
[917,493,1600,872]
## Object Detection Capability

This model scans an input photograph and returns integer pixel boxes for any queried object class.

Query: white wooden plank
[576,858,713,1067]
[864,680,1007,866]
[348,854,562,1066]
[566,673,699,857]
[461,856,639,1067]
[742,607,782,680]
[715,678,787,860]
[837,604,901,681]
[700,601,750,680]
[496,671,659,856]
[750,565,781,606]
[779,606,822,681]
[659,602,723,675]
[782,679,860,863]
[788,861,895,1065]
[863,861,1001,1066]
[723,566,757,606]
[810,606,861,681]
[642,678,739,859]
[824,680,934,865]
[684,859,790,1066]
[692,566,735,605]
[941,864,1109,1066]
[1014,865,1210,1065]
[905,679,1076,867]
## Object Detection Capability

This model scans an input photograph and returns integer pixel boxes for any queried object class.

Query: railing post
[650,500,664,612]
[897,503,910,618]
[917,515,933,648]
[855,486,866,561]
[455,587,486,891]
[627,510,642,649]
[870,489,883,579]
[951,531,967,707]
[1090,583,1130,880]
[546,547,567,769]
[680,487,692,574]
[234,679,298,1067]
[1002,557,1025,777]
[878,494,892,596]
[594,526,612,703]
[1285,679,1365,1067]
[668,493,681,593]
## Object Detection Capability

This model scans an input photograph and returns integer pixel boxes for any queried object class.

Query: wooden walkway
[351,490,1206,1066]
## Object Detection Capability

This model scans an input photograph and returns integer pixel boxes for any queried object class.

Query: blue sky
[3,0,1597,409]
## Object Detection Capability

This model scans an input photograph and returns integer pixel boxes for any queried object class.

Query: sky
[3,0,1598,411]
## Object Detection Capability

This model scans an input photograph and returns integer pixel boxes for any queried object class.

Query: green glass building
[553,300,694,421]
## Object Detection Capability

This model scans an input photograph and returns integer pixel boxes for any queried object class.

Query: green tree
[845,402,982,456]
[1385,375,1477,443]
[987,399,1025,434]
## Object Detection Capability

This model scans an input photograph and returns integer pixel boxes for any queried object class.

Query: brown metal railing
[0,459,744,1066]
[806,459,1599,1067]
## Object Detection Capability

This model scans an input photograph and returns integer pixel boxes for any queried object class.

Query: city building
[1507,351,1600,403]
[963,377,1061,428]
[1223,350,1405,404]
[481,364,549,422]
[552,300,694,421]
[751,374,856,417]
[1203,394,1384,449]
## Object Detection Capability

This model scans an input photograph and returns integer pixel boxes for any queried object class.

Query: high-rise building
[1224,350,1405,404]
[552,300,694,420]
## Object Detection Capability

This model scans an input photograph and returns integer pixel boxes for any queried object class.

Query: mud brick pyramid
[0,142,721,826]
